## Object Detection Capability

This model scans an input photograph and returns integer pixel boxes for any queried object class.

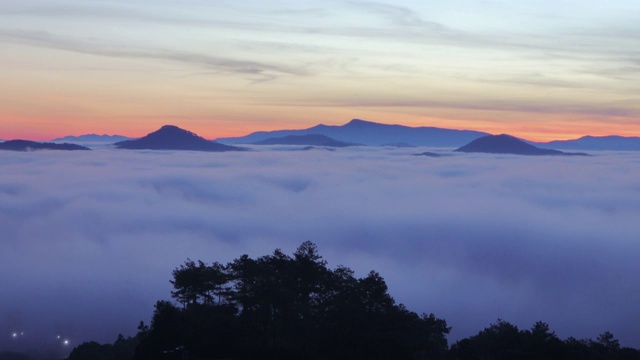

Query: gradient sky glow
[1,0,640,141]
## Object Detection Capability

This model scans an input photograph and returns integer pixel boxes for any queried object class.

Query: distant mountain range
[252,134,361,147]
[536,135,640,151]
[52,134,131,143]
[42,119,640,152]
[115,125,244,152]
[0,140,90,151]
[456,135,588,156]
[217,119,489,147]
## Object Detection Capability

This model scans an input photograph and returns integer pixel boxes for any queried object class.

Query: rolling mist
[1,146,639,353]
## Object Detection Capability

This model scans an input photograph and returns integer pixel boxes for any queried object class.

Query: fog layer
[1,147,639,349]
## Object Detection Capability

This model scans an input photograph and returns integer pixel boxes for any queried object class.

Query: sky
[1,0,640,141]
[2,146,640,353]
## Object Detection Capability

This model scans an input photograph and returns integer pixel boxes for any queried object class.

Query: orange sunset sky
[1,1,639,142]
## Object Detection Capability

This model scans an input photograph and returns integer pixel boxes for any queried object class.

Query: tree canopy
[132,241,450,360]
[67,241,640,360]
[449,319,640,360]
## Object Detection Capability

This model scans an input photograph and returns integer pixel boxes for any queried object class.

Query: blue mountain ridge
[456,134,588,156]
[0,140,91,151]
[52,134,131,143]
[535,135,640,151]
[46,120,640,151]
[251,134,361,147]
[216,119,490,147]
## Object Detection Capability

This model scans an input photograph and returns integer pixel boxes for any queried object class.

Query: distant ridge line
[39,119,640,151]
[52,134,131,143]
[216,118,490,147]
[0,140,91,151]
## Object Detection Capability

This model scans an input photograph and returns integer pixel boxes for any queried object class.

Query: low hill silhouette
[0,140,90,151]
[252,134,360,147]
[52,134,131,143]
[115,125,243,152]
[456,134,588,156]
[414,151,445,157]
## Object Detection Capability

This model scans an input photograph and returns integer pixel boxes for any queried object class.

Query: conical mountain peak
[455,134,587,156]
[115,125,242,152]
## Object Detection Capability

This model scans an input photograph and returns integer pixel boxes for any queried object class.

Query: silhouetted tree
[67,341,112,360]
[134,242,450,360]
[67,334,140,360]
[70,239,640,359]
[170,259,228,306]
[449,320,640,360]
[594,331,621,352]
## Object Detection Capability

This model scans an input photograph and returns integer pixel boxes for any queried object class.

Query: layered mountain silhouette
[216,119,488,147]
[251,134,360,147]
[536,135,640,151]
[414,151,444,157]
[115,125,243,152]
[25,120,640,154]
[0,140,90,151]
[53,134,131,143]
[456,134,588,156]
[25,118,640,152]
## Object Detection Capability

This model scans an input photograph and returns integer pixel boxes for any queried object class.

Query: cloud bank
[1,147,640,352]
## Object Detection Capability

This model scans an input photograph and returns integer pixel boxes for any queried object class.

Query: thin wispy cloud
[2,1,638,93]
[0,28,309,81]
[5,1,637,74]
[345,1,440,28]
[264,96,640,119]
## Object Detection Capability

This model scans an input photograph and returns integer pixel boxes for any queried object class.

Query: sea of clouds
[1,146,640,351]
